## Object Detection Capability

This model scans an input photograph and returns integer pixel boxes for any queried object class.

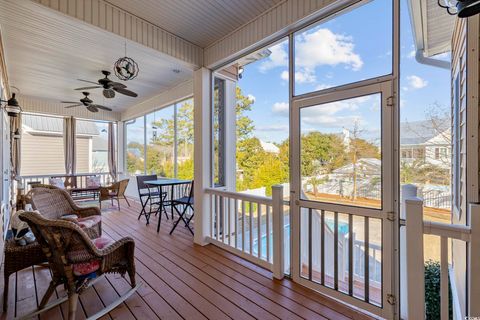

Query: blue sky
[236,0,451,144]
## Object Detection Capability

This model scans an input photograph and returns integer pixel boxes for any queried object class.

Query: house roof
[22,114,99,136]
[400,118,450,145]
[333,158,381,175]
[260,140,280,154]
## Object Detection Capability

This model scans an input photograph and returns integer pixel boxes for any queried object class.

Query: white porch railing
[204,185,285,279]
[20,172,111,191]
[403,185,472,320]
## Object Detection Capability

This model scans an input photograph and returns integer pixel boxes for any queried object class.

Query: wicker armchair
[18,211,139,320]
[27,187,102,237]
[99,179,130,209]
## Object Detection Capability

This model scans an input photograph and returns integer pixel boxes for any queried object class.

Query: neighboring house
[260,140,279,154]
[400,119,450,168]
[20,113,100,176]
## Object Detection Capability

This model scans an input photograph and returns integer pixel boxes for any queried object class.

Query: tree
[344,121,380,200]
[251,154,288,196]
[300,132,346,177]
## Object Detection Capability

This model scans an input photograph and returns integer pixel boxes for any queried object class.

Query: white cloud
[272,102,289,116]
[295,28,363,71]
[408,50,416,59]
[259,43,288,72]
[407,75,428,89]
[247,94,256,103]
[256,124,289,132]
[315,84,331,91]
[280,70,316,83]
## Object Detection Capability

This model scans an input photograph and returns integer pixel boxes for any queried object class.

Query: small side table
[3,238,47,310]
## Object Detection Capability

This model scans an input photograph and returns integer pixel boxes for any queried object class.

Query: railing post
[403,184,425,319]
[468,203,480,317]
[272,184,284,280]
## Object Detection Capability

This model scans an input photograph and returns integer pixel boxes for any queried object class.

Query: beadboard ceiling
[106,0,284,47]
[0,0,193,112]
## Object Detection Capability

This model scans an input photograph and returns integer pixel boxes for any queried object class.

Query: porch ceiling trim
[204,0,343,68]
[408,0,455,58]
[30,0,203,69]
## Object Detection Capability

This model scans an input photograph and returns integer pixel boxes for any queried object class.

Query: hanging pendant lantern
[114,41,139,81]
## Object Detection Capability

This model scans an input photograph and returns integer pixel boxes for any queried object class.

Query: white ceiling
[106,0,283,48]
[0,0,193,112]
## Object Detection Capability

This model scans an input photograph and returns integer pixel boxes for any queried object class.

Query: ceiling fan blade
[109,81,127,89]
[77,79,99,85]
[75,86,101,90]
[61,101,79,104]
[103,89,115,99]
[87,105,99,113]
[64,104,82,108]
[114,87,138,97]
[90,104,112,111]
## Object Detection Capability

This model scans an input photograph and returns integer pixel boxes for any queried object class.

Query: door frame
[289,81,396,318]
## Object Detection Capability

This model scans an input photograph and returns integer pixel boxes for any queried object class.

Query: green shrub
[424,260,452,319]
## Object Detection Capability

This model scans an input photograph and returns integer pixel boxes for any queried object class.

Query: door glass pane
[146,106,174,177]
[125,116,145,175]
[294,0,392,95]
[300,94,382,209]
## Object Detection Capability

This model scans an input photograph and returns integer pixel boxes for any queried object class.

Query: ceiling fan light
[457,0,480,17]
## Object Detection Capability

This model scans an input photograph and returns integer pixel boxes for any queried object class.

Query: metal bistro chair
[136,175,168,224]
[170,180,194,235]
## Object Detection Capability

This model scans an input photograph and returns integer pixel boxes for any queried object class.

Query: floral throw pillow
[86,176,101,188]
[48,178,65,189]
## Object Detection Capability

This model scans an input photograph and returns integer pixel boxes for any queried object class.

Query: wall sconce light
[238,66,244,79]
[0,93,22,117]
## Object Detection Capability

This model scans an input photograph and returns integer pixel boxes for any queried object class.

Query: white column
[468,203,480,317]
[404,187,424,319]
[194,68,212,246]
[272,184,284,279]
[224,79,237,192]
[400,184,418,319]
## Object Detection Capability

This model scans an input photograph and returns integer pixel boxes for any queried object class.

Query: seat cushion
[76,216,101,229]
[71,236,113,276]
[174,196,194,205]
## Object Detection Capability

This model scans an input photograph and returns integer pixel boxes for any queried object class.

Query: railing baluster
[266,205,271,263]
[321,209,325,285]
[227,197,231,246]
[364,217,370,302]
[249,202,253,254]
[242,200,246,252]
[334,211,338,291]
[234,199,238,249]
[440,236,448,320]
[216,195,220,241]
[257,203,261,258]
[221,196,225,243]
[308,208,312,281]
[348,214,353,296]
[210,194,214,239]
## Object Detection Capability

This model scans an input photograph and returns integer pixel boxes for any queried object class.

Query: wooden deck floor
[1,200,373,320]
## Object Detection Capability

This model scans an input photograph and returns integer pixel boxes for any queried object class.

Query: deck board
[1,200,374,320]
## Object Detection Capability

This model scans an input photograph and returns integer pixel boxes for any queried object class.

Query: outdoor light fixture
[114,41,139,81]
[0,93,22,117]
[438,0,480,17]
[238,66,244,79]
